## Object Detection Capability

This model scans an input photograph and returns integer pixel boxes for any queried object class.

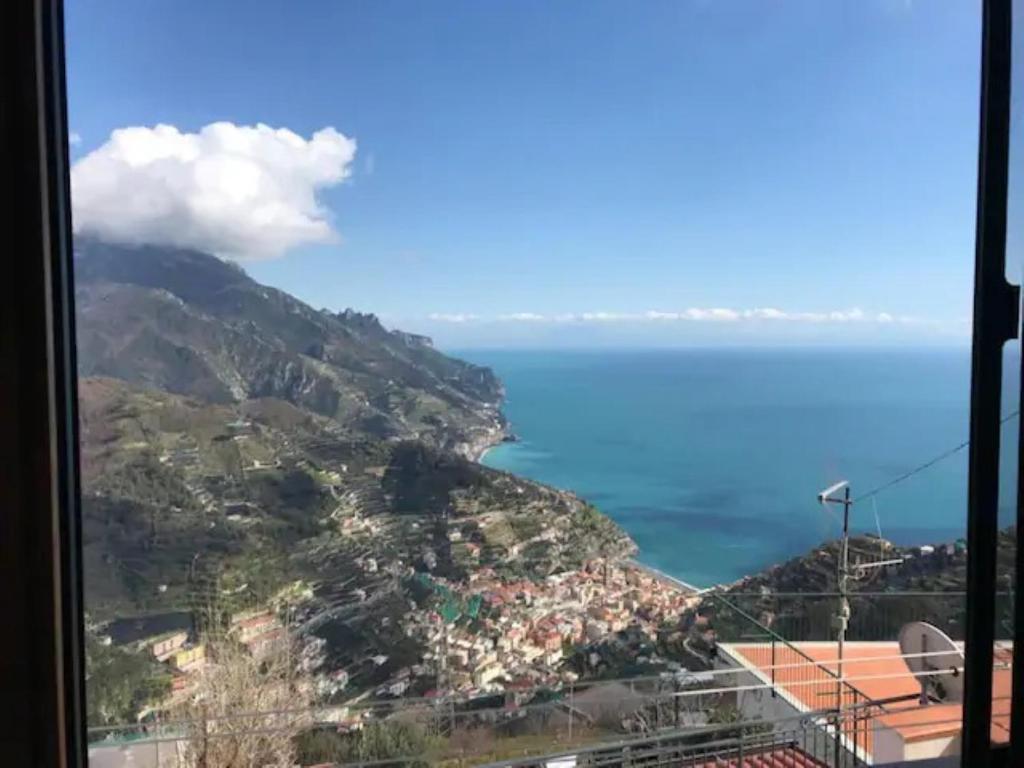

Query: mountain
[74,241,633,635]
[75,239,504,458]
[696,531,1011,647]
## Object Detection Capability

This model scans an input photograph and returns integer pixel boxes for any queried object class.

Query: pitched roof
[722,640,1011,759]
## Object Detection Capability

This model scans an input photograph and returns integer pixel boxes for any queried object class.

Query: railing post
[673,678,680,727]
[771,638,777,698]
[832,712,841,768]
[851,692,860,768]
[568,682,573,742]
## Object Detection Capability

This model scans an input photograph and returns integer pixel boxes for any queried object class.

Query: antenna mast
[818,480,852,762]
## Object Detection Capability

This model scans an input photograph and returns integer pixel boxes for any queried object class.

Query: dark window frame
[0,0,86,765]
[966,1,1018,767]
[0,1,1017,766]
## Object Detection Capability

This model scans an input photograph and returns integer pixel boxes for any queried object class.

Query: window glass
[66,2,987,765]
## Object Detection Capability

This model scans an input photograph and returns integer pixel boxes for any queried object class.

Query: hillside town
[402,558,700,695]
[95,553,702,730]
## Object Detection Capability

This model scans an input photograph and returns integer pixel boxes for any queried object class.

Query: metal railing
[87,588,1010,766]
[705,592,877,766]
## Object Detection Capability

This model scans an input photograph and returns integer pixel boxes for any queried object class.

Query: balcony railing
[86,589,1010,766]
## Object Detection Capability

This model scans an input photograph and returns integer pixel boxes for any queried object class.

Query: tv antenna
[817,480,853,736]
[817,479,905,762]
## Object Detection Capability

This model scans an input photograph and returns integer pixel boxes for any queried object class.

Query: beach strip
[627,558,707,595]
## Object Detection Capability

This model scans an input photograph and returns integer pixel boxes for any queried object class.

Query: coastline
[469,384,708,594]
[473,423,709,594]
[467,425,516,464]
[627,558,707,595]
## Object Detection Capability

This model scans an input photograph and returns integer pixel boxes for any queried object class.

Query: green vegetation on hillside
[75,241,638,729]
[85,635,170,727]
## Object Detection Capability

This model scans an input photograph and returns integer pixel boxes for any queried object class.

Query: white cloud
[428,313,480,323]
[426,306,918,326]
[644,308,743,322]
[683,307,741,322]
[499,312,547,322]
[580,312,637,322]
[737,307,869,323]
[68,131,82,146]
[70,122,357,260]
[829,308,864,322]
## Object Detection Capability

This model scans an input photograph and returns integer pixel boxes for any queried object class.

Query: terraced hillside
[74,243,634,697]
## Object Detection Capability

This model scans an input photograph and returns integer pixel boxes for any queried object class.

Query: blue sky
[66,0,981,348]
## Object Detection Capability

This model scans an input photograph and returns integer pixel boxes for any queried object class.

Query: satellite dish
[898,622,964,703]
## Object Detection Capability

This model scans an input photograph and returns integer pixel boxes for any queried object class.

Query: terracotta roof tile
[724,640,1011,760]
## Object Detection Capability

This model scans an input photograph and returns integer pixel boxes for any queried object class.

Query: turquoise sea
[459,348,1017,588]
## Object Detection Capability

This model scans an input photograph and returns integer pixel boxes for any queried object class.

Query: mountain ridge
[75,240,634,630]
[75,239,505,458]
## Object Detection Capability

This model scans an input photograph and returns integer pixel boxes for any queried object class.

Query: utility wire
[852,409,1019,504]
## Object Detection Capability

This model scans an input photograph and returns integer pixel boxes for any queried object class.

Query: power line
[853,410,1019,504]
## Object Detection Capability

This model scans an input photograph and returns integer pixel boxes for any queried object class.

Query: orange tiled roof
[729,642,919,711]
[725,641,1011,757]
